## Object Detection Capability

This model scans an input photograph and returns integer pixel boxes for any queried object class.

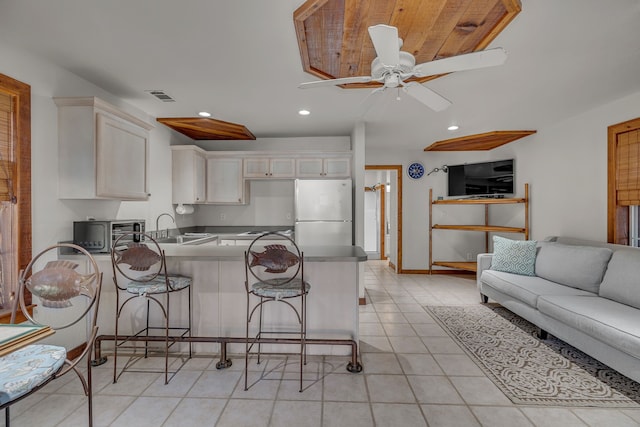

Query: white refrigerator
[294,179,353,246]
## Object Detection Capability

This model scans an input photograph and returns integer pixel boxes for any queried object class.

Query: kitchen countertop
[158,244,367,262]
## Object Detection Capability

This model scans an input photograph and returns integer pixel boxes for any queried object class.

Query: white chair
[0,243,102,427]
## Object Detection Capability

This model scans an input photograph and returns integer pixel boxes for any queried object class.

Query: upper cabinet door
[243,158,270,177]
[96,113,149,199]
[55,97,153,200]
[207,157,247,204]
[269,158,296,177]
[296,157,351,178]
[295,158,324,177]
[324,158,351,177]
[244,157,295,178]
[172,146,206,204]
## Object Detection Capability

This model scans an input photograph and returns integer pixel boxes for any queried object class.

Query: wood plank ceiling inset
[156,117,256,140]
[294,0,521,88]
[424,130,536,151]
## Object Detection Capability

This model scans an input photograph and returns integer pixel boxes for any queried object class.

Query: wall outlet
[220,213,226,221]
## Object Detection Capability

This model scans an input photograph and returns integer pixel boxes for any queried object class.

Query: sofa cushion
[534,242,612,293]
[599,249,640,309]
[537,295,640,360]
[491,236,537,276]
[481,269,595,308]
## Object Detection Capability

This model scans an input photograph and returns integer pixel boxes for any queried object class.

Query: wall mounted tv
[447,159,514,198]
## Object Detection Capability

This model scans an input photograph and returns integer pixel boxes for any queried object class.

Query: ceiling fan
[298,24,507,112]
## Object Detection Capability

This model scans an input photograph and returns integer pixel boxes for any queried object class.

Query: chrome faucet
[156,213,175,238]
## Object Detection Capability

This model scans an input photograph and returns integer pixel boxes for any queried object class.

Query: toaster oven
[73,220,145,253]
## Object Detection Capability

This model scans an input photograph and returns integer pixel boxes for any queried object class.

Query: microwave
[73,220,145,253]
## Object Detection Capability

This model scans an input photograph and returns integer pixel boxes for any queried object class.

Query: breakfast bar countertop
[59,243,367,263]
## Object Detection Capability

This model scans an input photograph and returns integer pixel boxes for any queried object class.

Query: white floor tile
[7,260,633,426]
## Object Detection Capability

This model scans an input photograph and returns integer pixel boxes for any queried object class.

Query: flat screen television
[447,159,514,198]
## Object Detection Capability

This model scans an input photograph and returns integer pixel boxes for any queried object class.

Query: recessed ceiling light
[447,125,459,131]
[198,111,211,117]
[298,109,310,116]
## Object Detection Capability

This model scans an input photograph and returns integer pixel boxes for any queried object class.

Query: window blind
[616,129,640,206]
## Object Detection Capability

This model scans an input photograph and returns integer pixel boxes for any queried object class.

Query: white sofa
[477,236,640,383]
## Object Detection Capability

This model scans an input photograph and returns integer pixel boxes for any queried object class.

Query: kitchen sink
[157,233,216,245]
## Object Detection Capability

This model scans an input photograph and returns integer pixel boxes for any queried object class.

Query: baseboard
[68,343,87,361]
[432,270,475,275]
[398,269,430,274]
[0,305,36,324]
[398,269,475,275]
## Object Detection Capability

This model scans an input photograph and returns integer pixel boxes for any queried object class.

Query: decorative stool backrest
[111,232,166,287]
[16,243,102,331]
[245,232,302,288]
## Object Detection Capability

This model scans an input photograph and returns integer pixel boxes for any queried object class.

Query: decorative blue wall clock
[407,162,425,179]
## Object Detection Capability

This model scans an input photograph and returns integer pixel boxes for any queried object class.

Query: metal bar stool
[111,231,192,384]
[244,232,310,392]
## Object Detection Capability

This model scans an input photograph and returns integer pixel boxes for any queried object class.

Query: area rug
[425,304,640,407]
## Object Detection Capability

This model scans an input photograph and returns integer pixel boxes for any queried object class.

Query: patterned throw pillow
[491,236,538,276]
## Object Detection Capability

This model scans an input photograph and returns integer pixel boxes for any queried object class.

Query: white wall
[0,41,183,253]
[492,91,640,242]
[366,90,640,271]
[0,41,184,349]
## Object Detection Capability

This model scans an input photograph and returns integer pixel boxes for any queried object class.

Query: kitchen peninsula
[91,241,367,373]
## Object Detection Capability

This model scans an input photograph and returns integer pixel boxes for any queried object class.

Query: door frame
[364,183,386,260]
[365,165,403,272]
[0,72,31,315]
[608,116,640,244]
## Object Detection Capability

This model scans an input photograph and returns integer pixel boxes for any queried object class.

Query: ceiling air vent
[145,90,176,102]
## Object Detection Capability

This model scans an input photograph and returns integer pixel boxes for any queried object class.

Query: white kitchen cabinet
[296,157,351,178]
[206,157,247,204]
[171,146,206,204]
[244,157,295,178]
[55,97,153,200]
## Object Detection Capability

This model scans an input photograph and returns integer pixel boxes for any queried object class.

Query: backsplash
[194,180,294,226]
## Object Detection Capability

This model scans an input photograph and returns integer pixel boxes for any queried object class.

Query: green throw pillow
[491,236,537,276]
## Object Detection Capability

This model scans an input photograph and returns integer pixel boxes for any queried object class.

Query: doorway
[364,165,402,272]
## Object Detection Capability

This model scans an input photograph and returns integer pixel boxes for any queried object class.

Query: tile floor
[5,260,640,426]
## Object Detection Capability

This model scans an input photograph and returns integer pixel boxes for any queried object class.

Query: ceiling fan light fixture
[298,109,310,116]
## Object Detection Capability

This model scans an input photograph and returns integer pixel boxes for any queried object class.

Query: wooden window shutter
[0,92,14,202]
[616,129,640,206]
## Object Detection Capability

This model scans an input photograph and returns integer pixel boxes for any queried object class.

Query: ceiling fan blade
[368,24,400,67]
[402,82,451,112]
[413,47,507,77]
[298,76,373,89]
[358,87,385,118]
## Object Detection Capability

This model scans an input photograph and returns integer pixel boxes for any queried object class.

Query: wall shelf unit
[429,183,529,273]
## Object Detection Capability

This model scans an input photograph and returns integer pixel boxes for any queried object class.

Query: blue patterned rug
[425,304,640,407]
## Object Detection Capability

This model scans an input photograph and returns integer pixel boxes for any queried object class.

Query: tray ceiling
[424,130,536,151]
[157,117,256,141]
[294,0,521,88]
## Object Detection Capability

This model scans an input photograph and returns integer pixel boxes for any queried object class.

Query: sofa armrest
[476,253,493,288]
